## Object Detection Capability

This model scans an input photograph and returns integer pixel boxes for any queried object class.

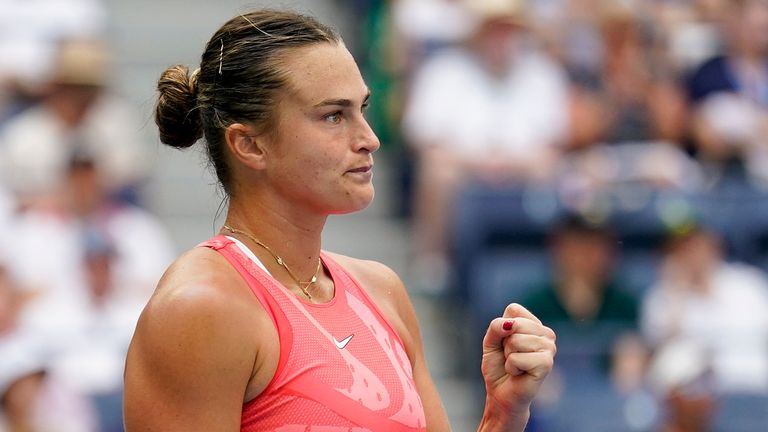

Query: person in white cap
[401,0,570,290]
[0,38,147,208]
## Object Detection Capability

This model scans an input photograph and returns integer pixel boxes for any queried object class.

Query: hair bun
[155,65,203,149]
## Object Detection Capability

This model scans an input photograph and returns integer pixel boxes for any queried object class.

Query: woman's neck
[224,194,327,293]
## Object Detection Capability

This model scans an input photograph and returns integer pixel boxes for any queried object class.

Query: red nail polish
[503,320,514,331]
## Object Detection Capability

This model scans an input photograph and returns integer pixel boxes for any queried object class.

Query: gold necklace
[222,225,322,300]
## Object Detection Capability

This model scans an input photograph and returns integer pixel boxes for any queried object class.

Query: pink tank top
[200,235,427,432]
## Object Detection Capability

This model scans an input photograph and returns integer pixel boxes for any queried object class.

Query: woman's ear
[224,123,269,170]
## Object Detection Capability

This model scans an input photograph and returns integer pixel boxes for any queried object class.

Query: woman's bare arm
[123,248,270,432]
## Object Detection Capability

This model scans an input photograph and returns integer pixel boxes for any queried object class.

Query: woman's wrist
[477,397,531,432]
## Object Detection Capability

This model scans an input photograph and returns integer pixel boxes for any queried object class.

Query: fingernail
[503,320,514,331]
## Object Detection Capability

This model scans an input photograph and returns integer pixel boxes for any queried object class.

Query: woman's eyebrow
[313,91,371,108]
[314,98,353,108]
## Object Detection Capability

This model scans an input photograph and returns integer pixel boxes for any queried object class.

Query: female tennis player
[123,9,556,431]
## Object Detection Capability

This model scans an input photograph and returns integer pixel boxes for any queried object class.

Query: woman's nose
[354,117,381,153]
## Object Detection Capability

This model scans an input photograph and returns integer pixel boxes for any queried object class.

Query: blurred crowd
[0,0,174,430]
[0,0,767,431]
[366,0,768,430]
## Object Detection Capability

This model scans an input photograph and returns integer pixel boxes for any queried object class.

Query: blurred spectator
[0,265,22,337]
[559,141,704,198]
[0,335,98,432]
[0,185,12,237]
[392,0,475,70]
[647,339,717,432]
[610,331,651,394]
[652,0,724,73]
[522,213,637,326]
[0,151,174,429]
[514,214,648,430]
[8,150,173,321]
[686,0,768,184]
[0,258,100,431]
[642,225,768,394]
[402,0,569,288]
[0,38,148,208]
[565,1,688,150]
[0,0,107,126]
[549,2,701,207]
[521,213,639,375]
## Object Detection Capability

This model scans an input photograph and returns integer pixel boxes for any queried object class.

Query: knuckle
[546,341,557,357]
[503,303,515,316]
[544,357,554,372]
[504,302,522,315]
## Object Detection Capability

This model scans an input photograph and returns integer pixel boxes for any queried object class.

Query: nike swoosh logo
[334,334,353,349]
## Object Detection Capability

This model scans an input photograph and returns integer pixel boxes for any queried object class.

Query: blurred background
[1,0,767,430]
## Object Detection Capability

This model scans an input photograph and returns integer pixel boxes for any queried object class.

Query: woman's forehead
[281,43,367,105]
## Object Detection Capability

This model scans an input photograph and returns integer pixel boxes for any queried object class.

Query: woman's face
[261,42,380,215]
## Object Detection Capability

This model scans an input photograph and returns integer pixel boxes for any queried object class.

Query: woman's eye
[325,112,342,124]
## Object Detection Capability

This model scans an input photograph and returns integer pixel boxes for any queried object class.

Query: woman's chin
[331,188,375,215]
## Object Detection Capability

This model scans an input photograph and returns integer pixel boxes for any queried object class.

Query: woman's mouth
[345,164,374,181]
[347,165,372,174]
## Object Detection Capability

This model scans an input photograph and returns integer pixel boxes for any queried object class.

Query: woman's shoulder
[134,246,269,353]
[151,246,252,309]
[124,247,271,429]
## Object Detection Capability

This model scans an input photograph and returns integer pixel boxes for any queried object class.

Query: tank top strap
[198,235,298,395]
[197,234,285,327]
[318,252,364,301]
[317,252,360,288]
[196,235,231,251]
